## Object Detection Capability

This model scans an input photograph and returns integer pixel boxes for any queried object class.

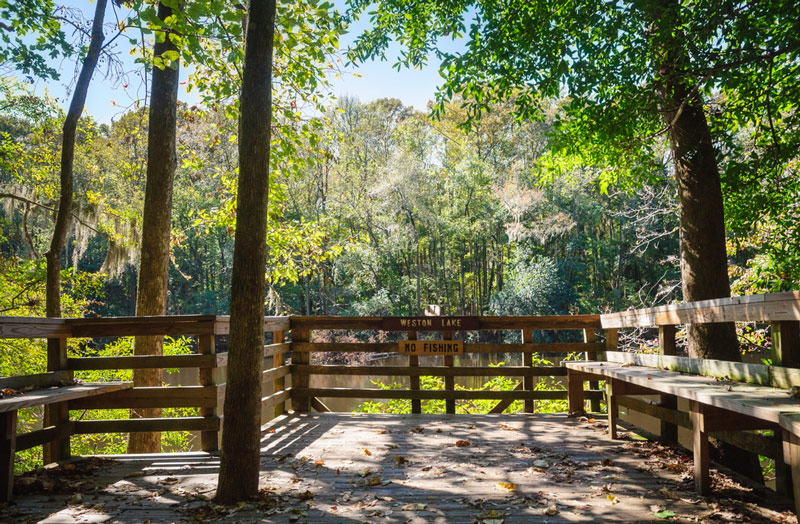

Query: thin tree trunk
[129,1,180,454]
[43,0,107,465]
[44,0,108,319]
[216,0,276,503]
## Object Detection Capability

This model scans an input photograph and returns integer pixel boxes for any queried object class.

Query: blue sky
[30,1,457,123]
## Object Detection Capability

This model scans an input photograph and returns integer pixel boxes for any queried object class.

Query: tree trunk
[42,0,107,465]
[44,0,108,319]
[646,0,759,482]
[128,1,180,454]
[216,0,276,503]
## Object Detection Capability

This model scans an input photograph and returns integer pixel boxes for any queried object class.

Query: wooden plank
[293,364,566,377]
[292,387,603,401]
[606,351,772,386]
[68,354,215,370]
[488,382,523,414]
[261,388,291,411]
[607,379,619,439]
[291,341,606,354]
[272,331,286,419]
[0,382,131,412]
[73,416,219,434]
[198,335,218,452]
[0,317,70,338]
[565,361,800,423]
[310,397,331,413]
[15,421,76,452]
[658,325,678,443]
[601,292,800,328]
[0,411,16,501]
[44,336,70,464]
[264,342,291,357]
[68,315,219,337]
[790,433,800,516]
[567,368,586,414]
[262,365,291,383]
[289,314,602,331]
[69,386,216,409]
[0,370,72,390]
[291,330,310,412]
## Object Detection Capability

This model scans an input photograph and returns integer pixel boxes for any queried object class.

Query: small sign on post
[398,340,464,355]
[381,317,479,331]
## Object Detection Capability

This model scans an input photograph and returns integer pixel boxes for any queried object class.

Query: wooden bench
[565,352,800,513]
[0,379,131,501]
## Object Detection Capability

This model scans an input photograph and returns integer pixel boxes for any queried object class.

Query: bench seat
[565,359,800,512]
[0,381,132,501]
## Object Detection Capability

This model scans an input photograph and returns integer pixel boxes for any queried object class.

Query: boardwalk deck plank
[5,413,794,523]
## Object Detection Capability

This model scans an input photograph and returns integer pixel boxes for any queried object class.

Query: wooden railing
[0,315,289,463]
[599,291,800,494]
[287,314,611,414]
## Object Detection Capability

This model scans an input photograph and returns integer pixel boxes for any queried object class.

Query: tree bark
[128,1,180,454]
[646,0,759,482]
[646,0,738,361]
[42,0,107,465]
[44,0,108,319]
[216,0,276,503]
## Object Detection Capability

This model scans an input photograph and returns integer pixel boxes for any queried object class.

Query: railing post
[198,334,218,452]
[771,321,800,368]
[43,337,71,463]
[291,329,310,412]
[443,330,455,414]
[522,328,533,413]
[272,330,286,419]
[658,325,678,444]
[584,328,600,413]
[408,331,421,414]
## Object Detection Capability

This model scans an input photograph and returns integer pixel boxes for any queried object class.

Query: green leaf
[655,510,675,519]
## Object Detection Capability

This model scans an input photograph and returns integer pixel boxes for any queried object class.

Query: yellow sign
[398,340,463,355]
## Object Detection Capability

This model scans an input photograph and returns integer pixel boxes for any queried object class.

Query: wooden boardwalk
[3,413,795,523]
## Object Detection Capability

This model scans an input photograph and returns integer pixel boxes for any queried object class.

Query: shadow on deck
[4,413,796,523]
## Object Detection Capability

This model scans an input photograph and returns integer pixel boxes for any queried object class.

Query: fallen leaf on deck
[266,429,276,433]
[376,429,386,434]
[499,424,516,431]
[495,482,518,492]
[655,509,676,519]
[401,503,427,511]
[607,494,620,504]
[587,418,596,423]
[363,449,372,456]
[314,460,325,466]
[455,440,470,447]
[544,505,558,516]
[396,456,408,465]
[659,487,676,499]
[532,459,549,469]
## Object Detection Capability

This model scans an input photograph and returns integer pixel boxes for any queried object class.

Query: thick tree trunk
[646,0,759,482]
[216,0,276,503]
[128,1,180,454]
[647,0,738,361]
[42,0,107,465]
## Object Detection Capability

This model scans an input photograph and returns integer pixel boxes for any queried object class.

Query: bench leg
[607,379,619,439]
[567,369,585,414]
[788,433,800,516]
[43,401,70,463]
[689,401,711,495]
[0,411,17,502]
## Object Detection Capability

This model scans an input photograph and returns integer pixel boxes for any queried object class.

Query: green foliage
[0,0,72,80]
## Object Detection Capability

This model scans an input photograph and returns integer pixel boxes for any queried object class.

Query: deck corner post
[272,330,287,419]
[291,329,310,412]
[584,328,600,413]
[771,321,800,368]
[198,334,219,452]
[658,325,679,444]
[443,330,455,414]
[408,331,421,414]
[44,337,71,463]
[689,401,711,495]
[0,410,17,502]
[522,328,533,413]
